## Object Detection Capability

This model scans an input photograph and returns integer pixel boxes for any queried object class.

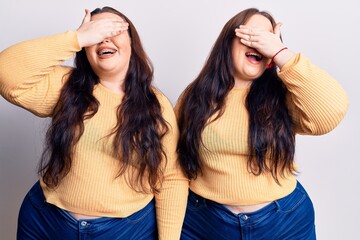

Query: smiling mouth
[97,48,117,56]
[245,52,263,62]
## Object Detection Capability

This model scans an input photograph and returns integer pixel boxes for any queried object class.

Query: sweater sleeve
[155,91,189,240]
[0,31,81,117]
[278,53,349,135]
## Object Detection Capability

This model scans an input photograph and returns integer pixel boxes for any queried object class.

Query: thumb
[274,22,282,37]
[81,9,91,24]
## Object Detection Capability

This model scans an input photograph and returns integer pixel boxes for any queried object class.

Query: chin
[245,72,263,80]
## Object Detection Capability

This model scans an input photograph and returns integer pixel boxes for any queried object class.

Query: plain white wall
[0,0,358,239]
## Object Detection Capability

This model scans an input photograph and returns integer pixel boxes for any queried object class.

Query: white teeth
[98,49,116,55]
[246,52,263,61]
[246,53,261,58]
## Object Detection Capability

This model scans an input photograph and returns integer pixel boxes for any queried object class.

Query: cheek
[113,32,128,44]
[118,43,132,60]
[84,47,94,60]
[232,49,245,68]
[118,41,131,53]
[85,46,98,58]
[84,49,98,70]
[231,42,246,60]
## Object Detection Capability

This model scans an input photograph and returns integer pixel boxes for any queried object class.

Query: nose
[101,38,110,44]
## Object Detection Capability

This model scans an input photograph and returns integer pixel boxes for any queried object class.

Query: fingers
[92,19,128,42]
[117,20,129,32]
[235,26,258,43]
[239,38,258,49]
[81,9,91,25]
[274,22,282,38]
[77,19,129,48]
[104,20,129,38]
[235,26,255,49]
[234,24,285,58]
[235,24,283,42]
[236,25,254,37]
[76,9,130,48]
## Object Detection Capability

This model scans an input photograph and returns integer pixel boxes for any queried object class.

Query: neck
[234,78,252,89]
[100,79,124,94]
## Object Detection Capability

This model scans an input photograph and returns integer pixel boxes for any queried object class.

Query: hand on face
[76,9,129,48]
[234,22,285,59]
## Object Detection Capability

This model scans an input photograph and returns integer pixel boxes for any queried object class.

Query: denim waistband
[188,181,304,226]
[28,180,155,229]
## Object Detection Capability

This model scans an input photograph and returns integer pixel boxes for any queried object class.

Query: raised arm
[0,31,79,117]
[0,9,128,117]
[235,22,349,135]
[278,54,349,135]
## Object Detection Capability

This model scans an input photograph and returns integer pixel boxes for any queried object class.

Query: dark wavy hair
[177,8,295,183]
[38,6,168,193]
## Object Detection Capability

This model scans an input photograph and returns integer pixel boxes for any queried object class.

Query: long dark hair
[177,8,295,183]
[38,6,168,193]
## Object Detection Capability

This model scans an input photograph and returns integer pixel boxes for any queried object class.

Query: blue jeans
[181,181,316,240]
[17,181,158,240]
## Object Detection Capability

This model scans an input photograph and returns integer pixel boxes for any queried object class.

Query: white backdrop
[0,1,359,239]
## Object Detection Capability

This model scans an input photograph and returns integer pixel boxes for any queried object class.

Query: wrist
[76,31,85,48]
[271,47,288,62]
[271,47,295,69]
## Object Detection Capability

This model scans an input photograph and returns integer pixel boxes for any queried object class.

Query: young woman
[0,6,188,240]
[176,8,348,240]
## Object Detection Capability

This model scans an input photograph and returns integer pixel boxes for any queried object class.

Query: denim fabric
[17,181,157,240]
[181,181,316,240]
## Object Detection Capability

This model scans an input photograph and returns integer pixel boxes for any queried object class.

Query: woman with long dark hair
[0,6,188,239]
[176,8,348,239]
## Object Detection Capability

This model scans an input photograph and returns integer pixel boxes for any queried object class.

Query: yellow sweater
[175,54,349,205]
[0,31,189,240]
